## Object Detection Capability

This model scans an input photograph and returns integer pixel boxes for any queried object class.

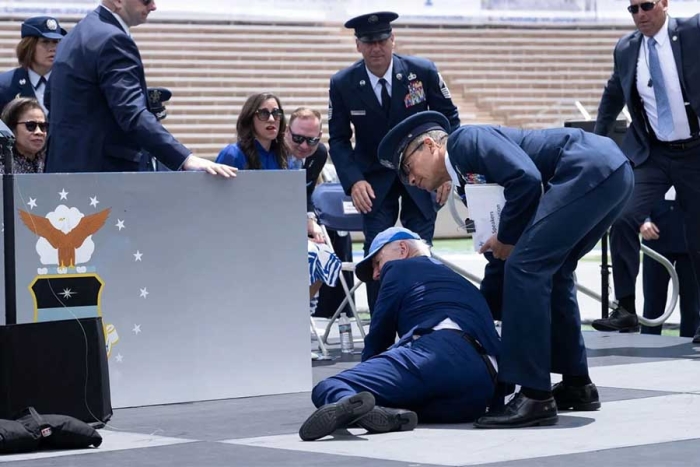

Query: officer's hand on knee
[351,180,375,214]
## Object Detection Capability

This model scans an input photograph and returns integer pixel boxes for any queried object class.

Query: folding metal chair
[311,183,368,347]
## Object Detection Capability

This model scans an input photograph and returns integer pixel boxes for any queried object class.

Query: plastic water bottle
[339,313,354,354]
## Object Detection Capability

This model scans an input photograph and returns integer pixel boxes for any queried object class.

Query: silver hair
[385,238,431,257]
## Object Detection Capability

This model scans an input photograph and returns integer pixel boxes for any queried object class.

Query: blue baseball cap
[344,11,398,43]
[21,16,67,40]
[377,111,450,180]
[355,227,421,282]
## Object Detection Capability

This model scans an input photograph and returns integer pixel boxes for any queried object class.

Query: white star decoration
[140,287,149,298]
[134,251,143,261]
[27,198,37,209]
[89,196,100,207]
[60,288,76,299]
[115,353,124,363]
[115,219,125,231]
[132,324,141,335]
[58,189,68,200]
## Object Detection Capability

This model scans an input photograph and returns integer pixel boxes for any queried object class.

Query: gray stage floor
[4,332,700,466]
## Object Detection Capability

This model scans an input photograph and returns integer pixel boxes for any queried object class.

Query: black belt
[652,136,700,151]
[445,329,498,384]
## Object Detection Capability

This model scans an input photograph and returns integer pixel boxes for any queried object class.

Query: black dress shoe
[591,308,639,332]
[299,392,375,441]
[552,382,601,411]
[693,326,700,344]
[474,393,558,429]
[357,406,418,434]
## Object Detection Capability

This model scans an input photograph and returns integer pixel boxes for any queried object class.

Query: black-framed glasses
[255,108,284,121]
[290,132,321,146]
[627,1,659,14]
[399,142,424,183]
[17,121,48,133]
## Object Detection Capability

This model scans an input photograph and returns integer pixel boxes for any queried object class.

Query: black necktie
[34,76,46,91]
[378,78,391,117]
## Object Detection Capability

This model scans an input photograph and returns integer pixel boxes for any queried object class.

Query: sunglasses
[290,132,321,146]
[255,108,284,121]
[627,1,659,14]
[18,121,48,133]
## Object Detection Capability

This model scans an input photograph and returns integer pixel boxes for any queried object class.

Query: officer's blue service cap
[377,110,451,177]
[21,17,67,40]
[355,226,422,283]
[147,87,172,121]
[344,11,399,43]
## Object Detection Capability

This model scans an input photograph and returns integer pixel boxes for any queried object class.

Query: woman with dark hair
[216,92,289,169]
[0,16,67,114]
[0,97,47,173]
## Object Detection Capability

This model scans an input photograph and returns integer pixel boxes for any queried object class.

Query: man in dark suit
[44,0,235,176]
[591,2,700,344]
[0,16,66,114]
[299,227,500,441]
[641,194,700,337]
[377,111,634,428]
[329,11,459,311]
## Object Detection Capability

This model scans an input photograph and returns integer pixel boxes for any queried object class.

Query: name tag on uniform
[350,110,366,116]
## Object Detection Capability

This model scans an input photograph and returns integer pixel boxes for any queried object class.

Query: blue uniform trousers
[642,252,700,337]
[312,330,494,423]
[363,179,436,312]
[610,145,700,301]
[499,164,634,391]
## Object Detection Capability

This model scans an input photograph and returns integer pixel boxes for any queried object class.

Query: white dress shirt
[365,60,394,107]
[101,5,131,35]
[636,16,698,141]
[445,150,461,186]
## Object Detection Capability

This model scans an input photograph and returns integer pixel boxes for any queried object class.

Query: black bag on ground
[12,407,102,452]
[0,419,40,454]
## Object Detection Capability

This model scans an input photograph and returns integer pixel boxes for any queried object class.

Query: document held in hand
[463,184,506,252]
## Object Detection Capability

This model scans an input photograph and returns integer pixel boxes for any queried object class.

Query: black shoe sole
[357,408,418,434]
[299,392,375,441]
[474,414,559,429]
[556,401,601,411]
[591,321,639,332]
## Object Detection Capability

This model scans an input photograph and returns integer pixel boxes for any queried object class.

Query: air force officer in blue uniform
[299,227,500,441]
[45,1,234,177]
[329,11,459,311]
[377,111,634,428]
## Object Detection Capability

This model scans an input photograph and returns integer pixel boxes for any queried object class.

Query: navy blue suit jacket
[45,7,190,173]
[0,67,37,113]
[447,126,628,245]
[594,15,700,166]
[362,256,500,362]
[329,54,459,219]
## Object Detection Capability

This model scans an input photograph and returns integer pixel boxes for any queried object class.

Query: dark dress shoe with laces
[474,393,558,429]
[693,326,700,344]
[552,382,601,411]
[591,308,639,332]
[357,406,418,434]
[299,392,375,441]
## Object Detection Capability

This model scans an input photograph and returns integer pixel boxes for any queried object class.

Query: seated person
[216,92,288,169]
[1,97,47,173]
[308,239,342,305]
[299,227,500,441]
[641,191,700,338]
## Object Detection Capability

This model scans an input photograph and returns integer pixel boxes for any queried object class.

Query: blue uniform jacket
[362,256,500,362]
[447,126,628,246]
[329,54,459,220]
[594,15,700,166]
[45,6,190,173]
[0,67,37,113]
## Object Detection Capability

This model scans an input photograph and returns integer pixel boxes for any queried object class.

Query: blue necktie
[648,37,674,139]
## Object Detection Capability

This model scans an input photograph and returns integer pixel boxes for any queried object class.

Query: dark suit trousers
[311,330,494,423]
[362,178,436,313]
[500,164,633,391]
[642,252,700,337]
[610,145,700,304]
